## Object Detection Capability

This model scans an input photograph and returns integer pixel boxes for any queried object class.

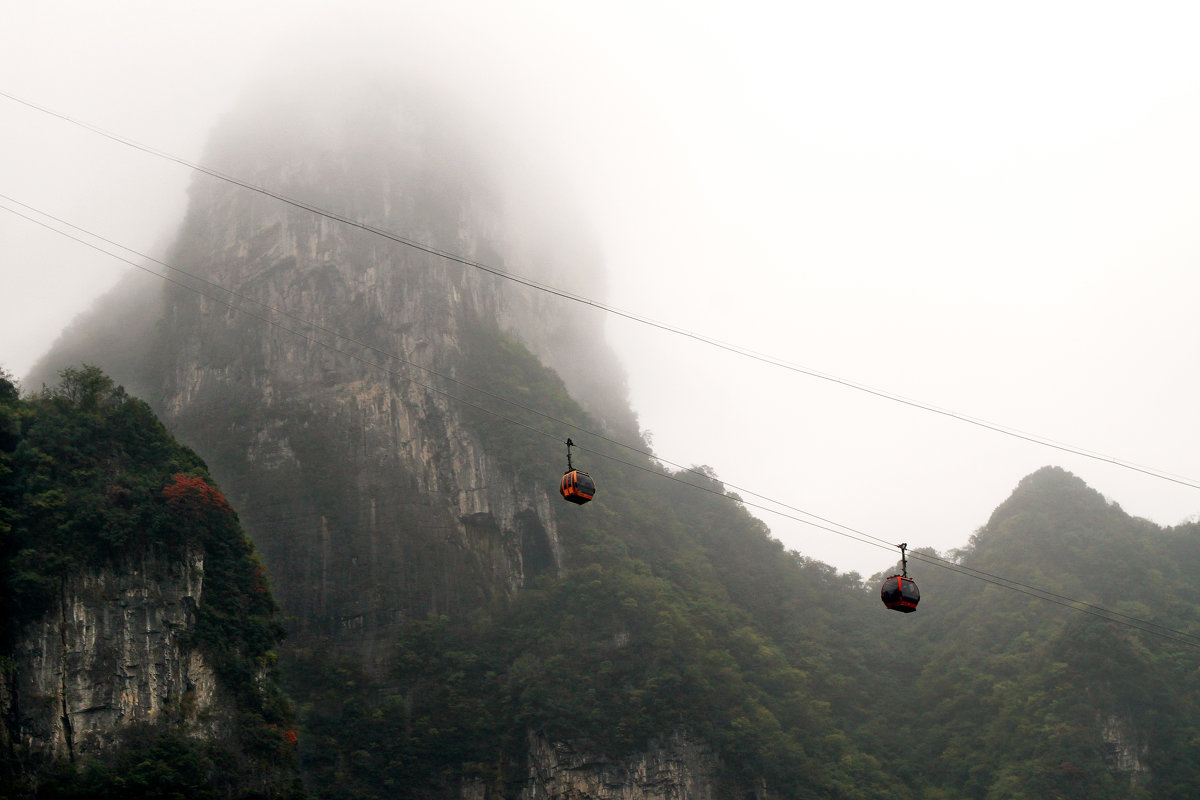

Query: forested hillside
[896,467,1200,799]
[285,326,897,797]
[0,367,302,799]
[6,364,1199,799]
[282,327,1200,800]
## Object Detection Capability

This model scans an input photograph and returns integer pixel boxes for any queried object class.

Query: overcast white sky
[3,1,1200,577]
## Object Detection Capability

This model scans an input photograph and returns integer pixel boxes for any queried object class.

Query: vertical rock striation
[11,549,223,763]
[516,732,720,800]
[1100,712,1151,788]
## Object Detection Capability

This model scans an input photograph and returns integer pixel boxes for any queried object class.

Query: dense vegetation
[7,355,1200,800]
[285,328,1200,800]
[894,468,1200,800]
[0,367,301,799]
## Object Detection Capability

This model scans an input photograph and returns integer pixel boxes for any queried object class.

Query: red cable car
[560,469,596,505]
[559,438,595,505]
[881,543,920,613]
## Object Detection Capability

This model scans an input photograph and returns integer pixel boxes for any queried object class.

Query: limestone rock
[11,549,225,763]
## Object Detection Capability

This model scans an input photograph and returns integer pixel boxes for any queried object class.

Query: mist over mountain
[17,74,1200,799]
[30,74,635,659]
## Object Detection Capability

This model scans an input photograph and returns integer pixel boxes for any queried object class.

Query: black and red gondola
[880,542,920,613]
[559,438,596,505]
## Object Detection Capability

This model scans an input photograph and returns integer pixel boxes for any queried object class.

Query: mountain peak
[987,466,1112,526]
[963,466,1144,582]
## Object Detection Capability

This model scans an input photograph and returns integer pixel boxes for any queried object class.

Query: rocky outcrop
[459,732,721,800]
[1100,712,1150,788]
[520,732,720,800]
[10,548,224,763]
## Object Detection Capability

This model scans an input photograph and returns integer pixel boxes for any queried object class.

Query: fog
[3,1,1200,577]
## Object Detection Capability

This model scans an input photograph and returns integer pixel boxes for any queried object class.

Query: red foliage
[282,728,299,745]
[163,473,232,516]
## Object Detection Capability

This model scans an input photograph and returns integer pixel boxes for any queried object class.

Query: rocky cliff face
[1,368,299,796]
[11,548,223,763]
[457,732,720,800]
[32,82,635,669]
[513,732,720,800]
[1100,712,1151,788]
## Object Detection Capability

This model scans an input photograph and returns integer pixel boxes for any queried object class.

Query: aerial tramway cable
[2,88,1200,493]
[0,191,885,531]
[4,196,1200,650]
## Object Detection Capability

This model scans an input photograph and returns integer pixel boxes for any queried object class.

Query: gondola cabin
[560,469,596,505]
[880,574,920,613]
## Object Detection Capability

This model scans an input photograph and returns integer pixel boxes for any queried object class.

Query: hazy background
[3,0,1199,577]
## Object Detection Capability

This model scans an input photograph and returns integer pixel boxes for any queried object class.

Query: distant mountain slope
[897,467,1200,799]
